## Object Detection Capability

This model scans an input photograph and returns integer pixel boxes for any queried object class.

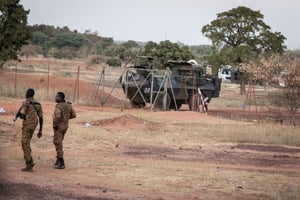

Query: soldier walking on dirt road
[52,92,76,169]
[17,88,43,172]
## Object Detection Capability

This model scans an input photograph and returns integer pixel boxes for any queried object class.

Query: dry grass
[50,114,300,199]
[1,98,300,199]
[74,110,300,147]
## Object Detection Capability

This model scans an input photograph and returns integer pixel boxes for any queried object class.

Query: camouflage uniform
[20,97,43,167]
[53,101,76,159]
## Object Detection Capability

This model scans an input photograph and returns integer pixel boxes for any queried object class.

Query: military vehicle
[121,59,221,112]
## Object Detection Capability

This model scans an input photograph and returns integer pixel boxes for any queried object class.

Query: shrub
[106,58,121,67]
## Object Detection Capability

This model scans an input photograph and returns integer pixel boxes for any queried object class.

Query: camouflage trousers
[53,128,67,158]
[21,127,35,164]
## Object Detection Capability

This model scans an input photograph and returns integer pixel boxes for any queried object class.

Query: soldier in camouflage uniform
[18,88,43,172]
[53,92,76,169]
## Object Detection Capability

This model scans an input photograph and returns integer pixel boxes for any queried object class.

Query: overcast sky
[20,0,300,49]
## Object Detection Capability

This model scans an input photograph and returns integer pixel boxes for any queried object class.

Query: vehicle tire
[130,101,146,108]
[154,93,171,111]
[169,102,182,110]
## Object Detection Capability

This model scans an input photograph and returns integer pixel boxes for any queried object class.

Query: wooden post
[101,66,105,106]
[47,64,49,100]
[73,65,80,103]
[14,62,17,97]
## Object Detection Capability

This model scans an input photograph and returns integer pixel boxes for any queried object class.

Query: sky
[20,0,300,49]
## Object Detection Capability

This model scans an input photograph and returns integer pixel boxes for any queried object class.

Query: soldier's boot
[21,159,34,172]
[55,157,65,169]
[54,157,59,166]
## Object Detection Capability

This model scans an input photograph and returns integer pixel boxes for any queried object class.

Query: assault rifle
[13,106,25,122]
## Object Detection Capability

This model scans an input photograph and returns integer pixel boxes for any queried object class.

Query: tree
[189,45,213,63]
[105,42,137,67]
[29,24,70,38]
[0,0,30,68]
[51,32,90,49]
[245,53,300,124]
[31,31,47,45]
[30,31,49,56]
[19,44,40,59]
[141,40,194,68]
[202,6,286,94]
[122,40,139,49]
[95,37,114,55]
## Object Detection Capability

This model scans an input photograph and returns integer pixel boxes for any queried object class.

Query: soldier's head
[55,92,65,103]
[26,88,35,98]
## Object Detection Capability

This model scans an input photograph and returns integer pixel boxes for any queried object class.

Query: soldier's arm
[53,107,62,130]
[37,105,43,138]
[70,106,76,119]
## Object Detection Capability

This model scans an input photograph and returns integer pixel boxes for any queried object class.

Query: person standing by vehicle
[17,88,43,172]
[52,92,76,169]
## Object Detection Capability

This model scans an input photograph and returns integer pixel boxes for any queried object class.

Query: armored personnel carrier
[121,59,221,112]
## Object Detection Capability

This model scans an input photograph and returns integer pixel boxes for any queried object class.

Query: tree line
[20,24,213,69]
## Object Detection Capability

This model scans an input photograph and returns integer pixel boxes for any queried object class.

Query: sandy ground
[1,65,300,200]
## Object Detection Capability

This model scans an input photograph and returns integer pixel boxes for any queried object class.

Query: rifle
[13,100,43,133]
[13,106,25,122]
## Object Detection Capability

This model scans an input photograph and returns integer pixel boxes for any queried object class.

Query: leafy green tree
[105,42,137,67]
[95,37,114,55]
[106,57,121,67]
[202,6,286,94]
[51,32,90,49]
[83,29,101,43]
[189,45,212,56]
[0,0,30,68]
[30,24,70,38]
[30,31,50,56]
[141,40,194,68]
[122,40,139,49]
[31,31,47,45]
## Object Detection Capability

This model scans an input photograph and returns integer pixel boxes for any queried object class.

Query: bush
[106,58,121,67]
[88,55,103,65]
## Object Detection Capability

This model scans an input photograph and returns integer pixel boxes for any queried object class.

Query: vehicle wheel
[130,101,146,108]
[169,102,182,110]
[154,93,171,111]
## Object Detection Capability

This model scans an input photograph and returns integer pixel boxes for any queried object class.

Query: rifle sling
[28,99,40,116]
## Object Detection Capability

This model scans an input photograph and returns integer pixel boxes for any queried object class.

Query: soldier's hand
[37,131,42,138]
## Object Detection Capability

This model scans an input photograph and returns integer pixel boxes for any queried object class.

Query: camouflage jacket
[53,101,76,129]
[20,97,43,130]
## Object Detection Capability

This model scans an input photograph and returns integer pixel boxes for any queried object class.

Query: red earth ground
[1,67,300,200]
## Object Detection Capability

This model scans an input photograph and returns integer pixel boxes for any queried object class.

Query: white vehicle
[218,65,232,82]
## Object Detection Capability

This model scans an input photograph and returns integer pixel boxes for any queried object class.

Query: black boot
[55,158,65,169]
[54,157,59,166]
[22,159,34,172]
